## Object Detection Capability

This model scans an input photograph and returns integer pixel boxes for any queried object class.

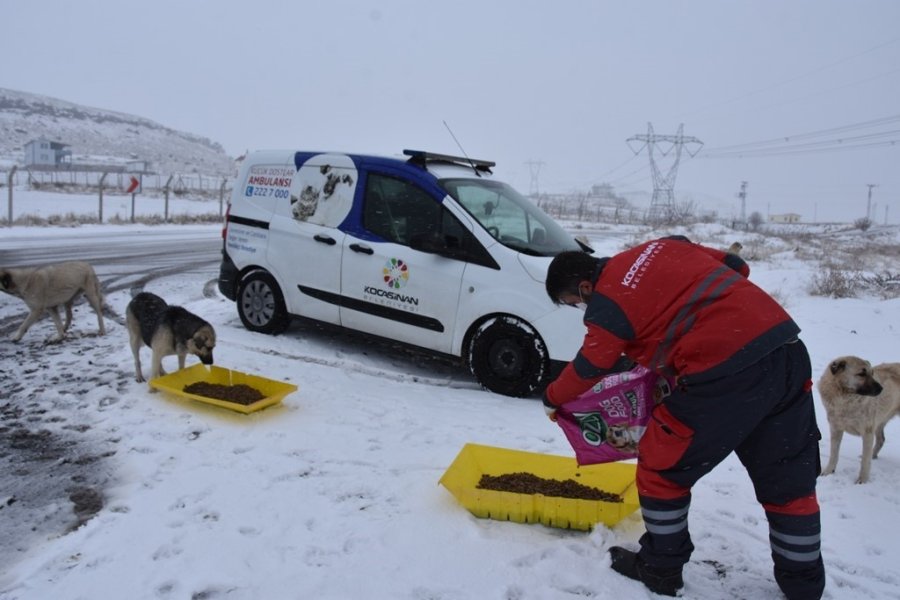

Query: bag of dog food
[556,365,672,465]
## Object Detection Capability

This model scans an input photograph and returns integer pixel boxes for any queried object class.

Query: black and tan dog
[126,292,216,382]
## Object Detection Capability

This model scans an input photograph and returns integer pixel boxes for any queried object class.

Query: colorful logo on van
[383,258,409,289]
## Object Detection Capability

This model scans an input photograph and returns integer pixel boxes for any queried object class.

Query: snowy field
[1,190,899,599]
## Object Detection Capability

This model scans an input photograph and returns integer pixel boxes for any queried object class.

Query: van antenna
[443,120,482,177]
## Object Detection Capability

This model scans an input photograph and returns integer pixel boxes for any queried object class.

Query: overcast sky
[4,0,899,223]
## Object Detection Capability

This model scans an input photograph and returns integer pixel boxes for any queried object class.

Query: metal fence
[6,168,231,192]
[3,167,232,225]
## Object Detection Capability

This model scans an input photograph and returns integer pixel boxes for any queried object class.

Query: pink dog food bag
[556,366,672,465]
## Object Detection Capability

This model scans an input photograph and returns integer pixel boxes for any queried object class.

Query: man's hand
[542,391,558,422]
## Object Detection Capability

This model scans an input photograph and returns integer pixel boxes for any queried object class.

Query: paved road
[0,227,221,292]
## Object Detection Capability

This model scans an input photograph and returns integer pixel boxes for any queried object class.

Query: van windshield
[440,178,584,257]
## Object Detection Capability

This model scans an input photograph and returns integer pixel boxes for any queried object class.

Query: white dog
[817,356,900,483]
[0,261,106,342]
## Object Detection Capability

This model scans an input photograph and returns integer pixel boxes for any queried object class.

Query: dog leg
[63,299,74,332]
[857,429,876,484]
[130,333,145,383]
[147,351,163,394]
[85,290,106,336]
[178,352,187,371]
[151,351,166,380]
[874,422,887,459]
[821,426,842,476]
[13,306,51,342]
[46,306,67,341]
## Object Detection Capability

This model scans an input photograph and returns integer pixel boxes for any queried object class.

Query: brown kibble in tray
[183,381,266,405]
[477,472,622,503]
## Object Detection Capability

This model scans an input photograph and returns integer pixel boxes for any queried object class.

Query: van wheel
[237,271,290,334]
[468,316,548,397]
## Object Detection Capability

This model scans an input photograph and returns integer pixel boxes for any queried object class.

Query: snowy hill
[0,87,233,175]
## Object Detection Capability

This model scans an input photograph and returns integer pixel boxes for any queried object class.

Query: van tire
[468,316,548,397]
[237,271,290,334]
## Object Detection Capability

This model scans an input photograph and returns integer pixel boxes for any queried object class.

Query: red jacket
[545,237,800,407]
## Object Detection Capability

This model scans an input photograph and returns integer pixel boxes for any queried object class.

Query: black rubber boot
[609,546,684,597]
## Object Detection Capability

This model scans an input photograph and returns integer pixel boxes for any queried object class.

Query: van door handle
[349,243,374,255]
[314,234,336,245]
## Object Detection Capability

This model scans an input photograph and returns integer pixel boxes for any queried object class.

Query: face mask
[575,285,589,312]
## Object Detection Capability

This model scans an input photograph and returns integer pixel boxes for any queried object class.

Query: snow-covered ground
[1,190,899,599]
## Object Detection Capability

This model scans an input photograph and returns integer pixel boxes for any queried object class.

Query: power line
[607,162,650,186]
[704,115,900,154]
[698,113,900,159]
[703,114,900,154]
[595,154,639,179]
[703,138,899,159]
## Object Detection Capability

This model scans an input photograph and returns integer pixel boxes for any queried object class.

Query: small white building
[24,138,72,167]
[126,159,153,173]
[769,213,801,224]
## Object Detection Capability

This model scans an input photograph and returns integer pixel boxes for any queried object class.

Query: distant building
[126,159,153,173]
[769,213,801,223]
[24,138,72,167]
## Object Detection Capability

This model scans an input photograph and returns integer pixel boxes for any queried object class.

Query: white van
[218,149,591,397]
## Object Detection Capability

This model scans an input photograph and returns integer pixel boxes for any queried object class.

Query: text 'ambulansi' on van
[218,149,592,397]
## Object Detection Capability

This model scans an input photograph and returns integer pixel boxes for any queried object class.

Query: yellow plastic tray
[439,443,639,530]
[148,364,298,414]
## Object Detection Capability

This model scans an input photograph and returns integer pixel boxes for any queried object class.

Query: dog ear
[830,360,846,375]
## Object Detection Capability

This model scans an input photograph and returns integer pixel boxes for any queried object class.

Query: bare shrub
[106,213,222,225]
[809,264,861,298]
[47,212,99,225]
[12,213,47,226]
[854,217,873,231]
[13,212,98,226]
[748,211,764,231]
[168,213,223,224]
[858,272,900,299]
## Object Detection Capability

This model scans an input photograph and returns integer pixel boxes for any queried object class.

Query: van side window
[363,174,441,245]
[363,173,497,267]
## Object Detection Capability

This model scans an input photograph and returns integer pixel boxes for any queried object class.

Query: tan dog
[126,291,216,382]
[0,261,106,342]
[817,356,900,483]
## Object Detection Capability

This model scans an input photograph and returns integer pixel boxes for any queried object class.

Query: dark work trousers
[635,339,825,600]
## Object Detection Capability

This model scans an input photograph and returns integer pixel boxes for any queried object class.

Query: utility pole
[737,181,748,225]
[627,123,703,222]
[866,183,878,220]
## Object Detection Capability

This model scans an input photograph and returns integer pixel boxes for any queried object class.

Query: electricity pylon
[525,159,544,197]
[627,123,703,221]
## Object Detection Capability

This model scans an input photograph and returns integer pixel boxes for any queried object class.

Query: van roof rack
[403,149,495,175]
